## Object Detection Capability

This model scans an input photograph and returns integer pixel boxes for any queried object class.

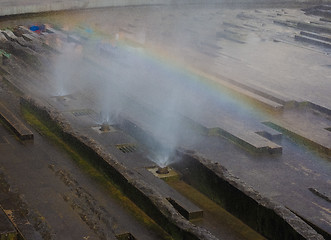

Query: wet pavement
[0,3,330,240]
[0,80,169,240]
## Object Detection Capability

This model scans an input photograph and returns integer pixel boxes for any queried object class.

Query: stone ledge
[0,102,33,140]
[264,121,331,155]
[173,149,325,240]
[210,127,282,154]
[19,96,217,240]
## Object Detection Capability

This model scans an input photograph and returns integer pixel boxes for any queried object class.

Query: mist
[45,5,263,168]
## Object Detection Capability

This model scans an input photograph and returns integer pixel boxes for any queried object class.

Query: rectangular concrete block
[138,168,203,220]
[0,103,33,140]
[167,197,203,220]
[214,127,282,154]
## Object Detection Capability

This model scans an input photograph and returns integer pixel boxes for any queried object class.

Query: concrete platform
[0,4,330,240]
[59,109,205,221]
[137,168,203,220]
[265,120,331,155]
[210,125,282,154]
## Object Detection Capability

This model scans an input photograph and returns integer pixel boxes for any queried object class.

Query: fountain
[99,122,111,132]
[156,166,169,174]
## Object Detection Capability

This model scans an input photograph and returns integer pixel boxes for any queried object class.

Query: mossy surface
[165,178,266,240]
[21,106,172,240]
[174,154,312,240]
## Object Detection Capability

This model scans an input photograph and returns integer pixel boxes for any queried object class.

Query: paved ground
[0,80,172,240]
[0,3,330,240]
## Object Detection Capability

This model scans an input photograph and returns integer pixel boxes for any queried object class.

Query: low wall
[19,96,217,240]
[0,0,329,17]
[173,151,325,240]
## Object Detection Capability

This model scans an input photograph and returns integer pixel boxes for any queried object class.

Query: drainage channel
[147,163,263,239]
[165,177,266,240]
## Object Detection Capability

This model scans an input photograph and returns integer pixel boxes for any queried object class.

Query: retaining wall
[19,95,326,240]
[19,96,217,240]
[173,151,325,240]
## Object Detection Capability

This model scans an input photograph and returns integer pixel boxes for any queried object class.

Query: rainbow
[64,22,268,128]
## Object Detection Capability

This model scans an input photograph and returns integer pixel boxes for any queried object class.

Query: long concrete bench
[211,125,282,154]
[0,103,33,140]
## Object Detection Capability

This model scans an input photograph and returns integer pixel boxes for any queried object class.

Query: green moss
[0,232,17,240]
[208,127,220,136]
[165,178,266,240]
[21,106,172,240]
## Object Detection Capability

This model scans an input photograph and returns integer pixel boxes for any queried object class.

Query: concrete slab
[0,4,330,239]
[0,102,33,140]
[137,168,203,220]
[213,78,284,111]
[0,106,170,240]
[211,125,282,154]
[264,108,331,154]
[295,34,331,48]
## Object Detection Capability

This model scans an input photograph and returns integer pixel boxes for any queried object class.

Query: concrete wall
[173,151,325,240]
[0,0,330,17]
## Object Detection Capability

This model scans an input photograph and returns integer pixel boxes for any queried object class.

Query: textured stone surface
[0,102,33,140]
[174,149,326,240]
[20,96,218,240]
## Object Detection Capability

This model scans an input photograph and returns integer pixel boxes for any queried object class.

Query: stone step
[0,103,33,140]
[211,126,282,154]
[295,34,331,48]
[300,31,331,43]
[297,21,331,35]
[138,168,203,220]
[215,78,284,110]
[264,120,331,155]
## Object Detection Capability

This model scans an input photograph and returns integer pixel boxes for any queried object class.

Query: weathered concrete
[295,34,331,48]
[0,102,33,140]
[19,94,326,240]
[210,126,282,154]
[173,150,325,240]
[0,5,330,239]
[20,96,218,240]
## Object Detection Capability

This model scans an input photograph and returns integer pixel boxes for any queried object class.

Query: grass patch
[21,106,172,240]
